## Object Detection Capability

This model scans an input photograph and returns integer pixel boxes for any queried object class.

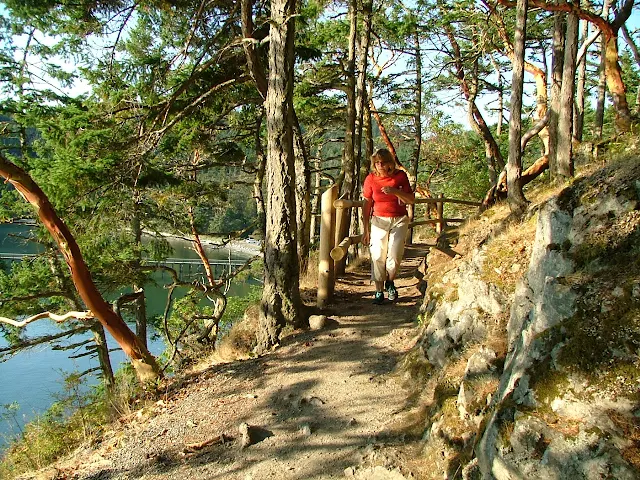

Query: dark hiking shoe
[373,291,385,305]
[386,281,398,302]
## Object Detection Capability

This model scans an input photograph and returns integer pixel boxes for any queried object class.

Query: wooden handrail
[330,234,363,261]
[333,199,364,209]
[409,218,466,227]
[335,197,480,208]
[318,190,480,309]
[415,197,482,207]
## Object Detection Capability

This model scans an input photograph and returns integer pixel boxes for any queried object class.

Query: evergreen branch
[0,325,94,356]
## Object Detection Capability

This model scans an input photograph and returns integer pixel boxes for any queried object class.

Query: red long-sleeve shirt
[362,170,412,217]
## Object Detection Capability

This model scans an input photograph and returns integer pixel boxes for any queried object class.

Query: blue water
[0,224,259,451]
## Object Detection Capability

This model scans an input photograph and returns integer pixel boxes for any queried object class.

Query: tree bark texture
[499,0,632,133]
[408,27,422,244]
[548,11,565,174]
[258,0,303,352]
[443,25,505,179]
[557,12,579,179]
[340,0,358,201]
[0,154,160,383]
[574,18,589,141]
[292,109,311,274]
[506,0,528,214]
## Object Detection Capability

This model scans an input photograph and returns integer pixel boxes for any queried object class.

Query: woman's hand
[362,229,370,246]
[381,186,397,195]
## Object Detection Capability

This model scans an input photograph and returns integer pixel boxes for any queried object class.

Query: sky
[1,3,639,131]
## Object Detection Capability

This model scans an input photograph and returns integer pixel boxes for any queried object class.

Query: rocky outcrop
[406,157,640,479]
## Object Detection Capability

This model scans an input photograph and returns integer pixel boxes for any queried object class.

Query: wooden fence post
[333,204,350,277]
[436,193,444,234]
[317,185,338,308]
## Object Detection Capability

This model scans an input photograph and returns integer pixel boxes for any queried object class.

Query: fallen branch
[183,434,233,453]
[0,310,94,328]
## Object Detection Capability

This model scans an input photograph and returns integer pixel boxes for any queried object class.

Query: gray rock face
[412,164,640,479]
[476,193,639,479]
[419,249,509,369]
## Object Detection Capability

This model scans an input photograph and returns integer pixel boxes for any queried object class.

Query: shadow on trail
[77,249,427,480]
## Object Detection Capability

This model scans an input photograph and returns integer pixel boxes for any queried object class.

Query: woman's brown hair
[369,148,397,176]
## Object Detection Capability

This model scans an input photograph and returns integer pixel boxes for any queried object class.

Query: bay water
[0,224,259,451]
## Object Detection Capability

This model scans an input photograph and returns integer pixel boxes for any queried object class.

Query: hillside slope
[13,151,640,480]
[21,256,426,480]
[402,152,640,479]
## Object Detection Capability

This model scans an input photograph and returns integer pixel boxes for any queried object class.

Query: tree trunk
[351,0,372,253]
[574,18,589,142]
[603,32,632,132]
[309,149,322,245]
[548,11,565,174]
[340,0,358,200]
[292,110,311,273]
[0,154,160,384]
[557,13,579,179]
[258,0,303,352]
[443,25,505,179]
[491,56,504,139]
[241,0,268,100]
[594,37,607,141]
[254,109,267,235]
[335,0,358,274]
[364,81,374,164]
[408,27,422,244]
[507,0,528,215]
[131,197,148,349]
[506,0,632,133]
[492,8,549,156]
[621,25,640,115]
[91,324,115,391]
[49,251,116,389]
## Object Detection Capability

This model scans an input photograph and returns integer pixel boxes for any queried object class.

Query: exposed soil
[38,247,431,480]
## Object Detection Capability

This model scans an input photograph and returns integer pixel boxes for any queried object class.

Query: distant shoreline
[144,231,262,257]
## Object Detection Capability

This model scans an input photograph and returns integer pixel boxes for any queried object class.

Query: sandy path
[52,253,425,480]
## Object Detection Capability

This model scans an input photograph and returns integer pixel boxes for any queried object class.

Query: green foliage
[0,372,112,479]
[420,120,489,215]
[221,284,262,330]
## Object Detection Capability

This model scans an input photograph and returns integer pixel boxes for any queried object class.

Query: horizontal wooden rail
[409,218,466,227]
[414,197,482,207]
[335,198,480,208]
[333,199,364,209]
[330,234,363,261]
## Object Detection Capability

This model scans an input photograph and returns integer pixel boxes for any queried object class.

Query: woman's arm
[381,186,415,205]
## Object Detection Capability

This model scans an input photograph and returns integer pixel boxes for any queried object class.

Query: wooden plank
[333,199,364,209]
[414,197,481,207]
[330,234,363,261]
[317,185,338,308]
[409,218,465,227]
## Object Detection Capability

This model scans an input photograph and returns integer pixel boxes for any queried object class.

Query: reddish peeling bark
[0,154,160,383]
[497,0,633,132]
[369,100,399,163]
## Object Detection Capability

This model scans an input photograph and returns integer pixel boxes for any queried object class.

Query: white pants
[369,215,409,283]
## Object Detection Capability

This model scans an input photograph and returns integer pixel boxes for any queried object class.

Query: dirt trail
[50,250,427,480]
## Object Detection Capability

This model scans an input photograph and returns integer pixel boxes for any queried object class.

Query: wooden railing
[317,185,481,308]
